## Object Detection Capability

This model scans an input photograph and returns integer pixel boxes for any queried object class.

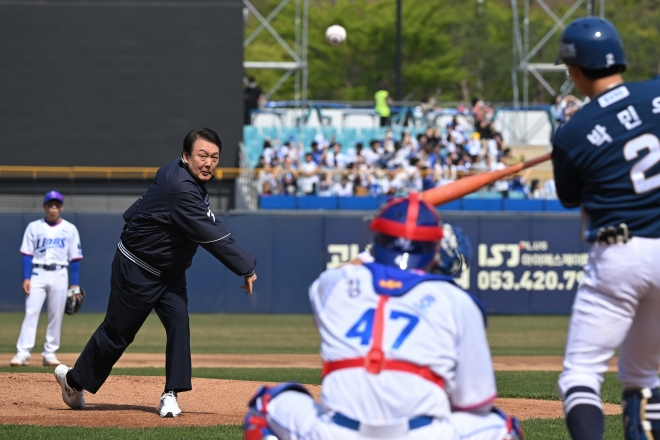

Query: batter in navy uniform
[553,17,660,440]
[53,128,257,418]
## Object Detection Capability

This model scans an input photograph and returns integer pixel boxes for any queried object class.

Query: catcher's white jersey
[310,262,497,423]
[262,262,510,440]
[20,219,82,265]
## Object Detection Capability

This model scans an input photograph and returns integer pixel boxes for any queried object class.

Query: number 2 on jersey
[624,133,660,193]
[345,309,419,349]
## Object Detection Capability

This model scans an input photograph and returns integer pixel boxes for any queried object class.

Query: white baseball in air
[325,25,346,46]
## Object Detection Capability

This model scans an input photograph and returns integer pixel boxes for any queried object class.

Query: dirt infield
[0,372,621,428]
[0,353,621,371]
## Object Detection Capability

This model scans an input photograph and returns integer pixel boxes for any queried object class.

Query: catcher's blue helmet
[370,193,443,270]
[558,17,626,71]
[433,224,473,277]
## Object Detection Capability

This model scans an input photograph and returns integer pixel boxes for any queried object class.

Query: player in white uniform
[243,193,522,440]
[10,191,83,367]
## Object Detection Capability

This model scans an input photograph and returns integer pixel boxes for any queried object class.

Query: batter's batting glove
[65,286,86,315]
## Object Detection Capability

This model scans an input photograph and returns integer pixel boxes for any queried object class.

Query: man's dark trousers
[71,249,191,393]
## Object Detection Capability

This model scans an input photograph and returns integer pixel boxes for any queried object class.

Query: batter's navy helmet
[558,17,626,71]
[370,193,443,270]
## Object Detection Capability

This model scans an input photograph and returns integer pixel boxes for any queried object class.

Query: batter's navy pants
[71,249,191,394]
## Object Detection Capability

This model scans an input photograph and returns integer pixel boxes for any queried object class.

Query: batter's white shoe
[43,354,61,367]
[158,391,181,418]
[9,354,29,366]
[54,364,85,409]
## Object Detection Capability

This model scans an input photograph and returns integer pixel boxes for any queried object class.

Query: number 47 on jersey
[346,309,419,349]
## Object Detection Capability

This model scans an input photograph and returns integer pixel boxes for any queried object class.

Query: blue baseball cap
[44,191,64,204]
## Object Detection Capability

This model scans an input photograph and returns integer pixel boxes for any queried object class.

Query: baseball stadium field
[0,312,629,439]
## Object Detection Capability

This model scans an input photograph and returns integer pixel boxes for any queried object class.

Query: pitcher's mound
[0,373,619,428]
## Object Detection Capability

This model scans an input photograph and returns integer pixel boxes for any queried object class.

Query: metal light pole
[395,0,402,100]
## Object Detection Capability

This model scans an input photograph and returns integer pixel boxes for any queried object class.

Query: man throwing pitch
[243,194,522,440]
[553,17,660,440]
[54,128,257,418]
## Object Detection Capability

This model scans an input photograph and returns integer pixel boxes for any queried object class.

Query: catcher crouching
[244,193,523,440]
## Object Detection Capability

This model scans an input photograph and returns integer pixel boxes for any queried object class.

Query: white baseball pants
[265,391,509,440]
[16,267,68,358]
[559,237,660,398]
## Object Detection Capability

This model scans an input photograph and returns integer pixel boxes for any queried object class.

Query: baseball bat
[420,153,551,206]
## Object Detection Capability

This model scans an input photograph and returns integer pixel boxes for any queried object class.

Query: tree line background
[244,0,660,104]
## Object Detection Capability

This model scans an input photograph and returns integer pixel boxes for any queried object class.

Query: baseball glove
[65,286,85,315]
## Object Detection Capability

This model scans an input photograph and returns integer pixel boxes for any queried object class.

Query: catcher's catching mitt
[65,286,85,315]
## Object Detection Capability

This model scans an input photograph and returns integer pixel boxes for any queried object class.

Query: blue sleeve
[69,260,80,285]
[22,255,32,280]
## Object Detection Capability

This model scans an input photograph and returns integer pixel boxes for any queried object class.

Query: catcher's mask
[370,192,443,270]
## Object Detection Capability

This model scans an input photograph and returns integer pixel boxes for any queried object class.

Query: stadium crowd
[254,104,557,200]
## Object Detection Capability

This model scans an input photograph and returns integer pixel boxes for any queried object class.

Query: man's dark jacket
[120,157,256,277]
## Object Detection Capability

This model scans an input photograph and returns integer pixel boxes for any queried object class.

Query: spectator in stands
[471,97,493,127]
[401,130,418,152]
[262,140,275,165]
[277,141,291,163]
[404,157,423,192]
[327,143,348,170]
[287,142,302,168]
[449,123,466,146]
[310,141,322,165]
[243,76,264,126]
[466,132,482,158]
[257,163,277,195]
[299,153,319,196]
[334,175,354,197]
[280,172,297,196]
[491,155,510,198]
[544,178,557,199]
[318,173,334,197]
[563,97,582,122]
[550,94,582,127]
[360,140,378,167]
[530,179,544,199]
[383,129,395,153]
[550,95,566,126]
[374,85,393,127]
[261,181,274,196]
[255,156,267,169]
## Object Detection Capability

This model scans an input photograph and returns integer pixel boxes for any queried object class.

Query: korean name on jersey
[553,78,660,242]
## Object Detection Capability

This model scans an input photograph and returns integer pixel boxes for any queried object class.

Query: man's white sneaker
[54,364,85,409]
[158,391,181,418]
[43,354,61,367]
[9,355,29,366]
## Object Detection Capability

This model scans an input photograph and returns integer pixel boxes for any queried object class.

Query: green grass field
[0,312,569,355]
[0,313,626,438]
[0,416,625,439]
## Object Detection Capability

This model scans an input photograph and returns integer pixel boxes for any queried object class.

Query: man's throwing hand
[241,273,258,295]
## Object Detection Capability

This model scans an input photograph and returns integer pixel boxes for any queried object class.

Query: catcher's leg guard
[622,387,660,440]
[244,382,311,440]
[491,406,524,440]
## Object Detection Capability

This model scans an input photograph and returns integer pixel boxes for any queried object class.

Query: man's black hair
[183,128,222,155]
[579,64,626,80]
